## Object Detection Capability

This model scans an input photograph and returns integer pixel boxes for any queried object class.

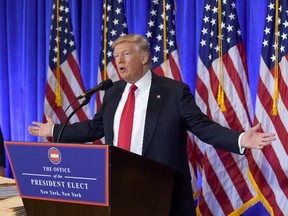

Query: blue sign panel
[5,142,109,206]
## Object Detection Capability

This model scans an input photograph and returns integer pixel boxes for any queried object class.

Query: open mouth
[119,67,126,73]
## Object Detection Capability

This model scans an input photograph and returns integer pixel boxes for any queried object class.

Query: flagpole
[163,0,168,77]
[217,0,226,112]
[272,0,279,116]
[55,0,62,106]
[103,0,108,81]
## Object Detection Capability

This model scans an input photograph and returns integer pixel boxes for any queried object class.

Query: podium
[5,142,175,216]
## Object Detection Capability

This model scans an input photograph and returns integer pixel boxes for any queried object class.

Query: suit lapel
[142,74,165,155]
[105,80,126,144]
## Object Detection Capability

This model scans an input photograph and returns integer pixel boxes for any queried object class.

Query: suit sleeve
[179,84,242,154]
[53,105,105,143]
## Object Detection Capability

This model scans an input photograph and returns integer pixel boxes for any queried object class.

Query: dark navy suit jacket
[54,72,242,215]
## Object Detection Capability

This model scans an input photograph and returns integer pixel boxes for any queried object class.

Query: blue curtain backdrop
[0,0,269,213]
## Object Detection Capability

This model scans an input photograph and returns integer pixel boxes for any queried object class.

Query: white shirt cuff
[238,133,246,154]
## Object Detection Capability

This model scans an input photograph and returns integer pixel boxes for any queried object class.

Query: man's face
[113,41,147,84]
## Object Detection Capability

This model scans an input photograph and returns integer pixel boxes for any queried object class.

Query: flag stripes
[44,0,91,138]
[195,0,255,215]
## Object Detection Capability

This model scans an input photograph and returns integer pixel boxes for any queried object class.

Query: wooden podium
[5,142,175,216]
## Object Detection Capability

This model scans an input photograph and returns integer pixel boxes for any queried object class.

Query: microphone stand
[56,96,91,143]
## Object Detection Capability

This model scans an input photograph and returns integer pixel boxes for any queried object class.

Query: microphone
[76,79,113,100]
[57,79,113,143]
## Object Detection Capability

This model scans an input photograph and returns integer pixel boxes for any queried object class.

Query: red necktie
[118,84,138,151]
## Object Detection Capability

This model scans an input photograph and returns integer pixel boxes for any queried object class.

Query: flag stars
[122,22,127,28]
[146,31,152,38]
[55,36,60,43]
[237,29,241,36]
[152,56,158,63]
[110,29,117,36]
[281,32,287,40]
[229,13,235,20]
[58,16,63,22]
[157,34,162,41]
[108,40,114,47]
[153,0,159,5]
[113,19,119,25]
[283,20,288,28]
[202,28,208,35]
[170,29,175,35]
[210,31,214,37]
[148,20,155,27]
[203,16,209,23]
[69,40,74,47]
[56,26,62,32]
[204,4,211,11]
[227,25,233,32]
[268,2,275,10]
[168,40,174,47]
[154,45,161,52]
[165,3,171,11]
[266,15,273,22]
[264,27,270,35]
[200,39,206,46]
[211,18,216,25]
[150,10,157,16]
[107,51,112,57]
[115,8,121,14]
[212,6,218,14]
[263,40,268,47]
[52,57,57,63]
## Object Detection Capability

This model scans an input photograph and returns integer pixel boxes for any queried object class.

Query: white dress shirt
[113,70,152,155]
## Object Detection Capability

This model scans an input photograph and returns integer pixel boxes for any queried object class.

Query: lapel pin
[157,95,161,99]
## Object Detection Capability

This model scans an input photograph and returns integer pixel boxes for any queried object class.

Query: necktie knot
[130,84,138,92]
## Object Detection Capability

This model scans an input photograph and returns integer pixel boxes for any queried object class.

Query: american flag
[146,0,199,198]
[96,0,128,112]
[195,0,256,215]
[247,0,288,215]
[44,0,91,133]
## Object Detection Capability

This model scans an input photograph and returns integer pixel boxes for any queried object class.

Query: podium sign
[5,142,109,206]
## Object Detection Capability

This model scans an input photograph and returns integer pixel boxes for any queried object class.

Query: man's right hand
[28,115,54,137]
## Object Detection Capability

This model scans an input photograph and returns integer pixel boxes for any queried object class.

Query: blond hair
[112,34,152,67]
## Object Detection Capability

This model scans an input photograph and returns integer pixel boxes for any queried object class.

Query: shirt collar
[126,70,152,91]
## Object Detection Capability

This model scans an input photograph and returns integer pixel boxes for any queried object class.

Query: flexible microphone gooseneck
[56,79,113,143]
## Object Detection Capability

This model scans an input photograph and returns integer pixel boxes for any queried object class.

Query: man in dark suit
[28,34,276,216]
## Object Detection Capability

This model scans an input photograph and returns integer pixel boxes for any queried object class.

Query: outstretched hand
[241,123,276,150]
[28,115,54,137]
